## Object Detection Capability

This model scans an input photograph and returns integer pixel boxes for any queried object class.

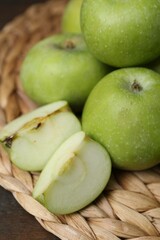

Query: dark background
[0,0,45,29]
[0,1,59,239]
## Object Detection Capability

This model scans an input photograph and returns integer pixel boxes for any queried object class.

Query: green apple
[61,0,83,33]
[20,33,111,112]
[0,101,81,171]
[82,68,160,170]
[81,0,160,67]
[33,131,111,215]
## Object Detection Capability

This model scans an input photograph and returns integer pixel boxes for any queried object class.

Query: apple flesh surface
[0,101,81,171]
[0,101,66,141]
[20,33,111,112]
[33,131,111,215]
[82,68,160,170]
[81,0,160,67]
[61,0,83,33]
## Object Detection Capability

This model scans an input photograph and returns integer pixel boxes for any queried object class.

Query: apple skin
[81,0,160,67]
[82,68,160,170]
[20,33,111,112]
[61,0,83,33]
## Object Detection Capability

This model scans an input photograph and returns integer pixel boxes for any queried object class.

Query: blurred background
[0,0,45,29]
[0,1,60,239]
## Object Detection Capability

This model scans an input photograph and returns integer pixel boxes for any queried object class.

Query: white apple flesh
[0,101,67,141]
[0,101,81,171]
[33,131,111,215]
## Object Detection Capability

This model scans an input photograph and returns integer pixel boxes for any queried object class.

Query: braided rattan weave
[0,1,160,239]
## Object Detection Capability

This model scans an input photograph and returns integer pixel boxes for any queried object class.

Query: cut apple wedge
[33,131,111,215]
[0,101,81,171]
[0,101,67,141]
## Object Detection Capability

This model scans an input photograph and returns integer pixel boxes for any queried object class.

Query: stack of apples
[1,0,160,215]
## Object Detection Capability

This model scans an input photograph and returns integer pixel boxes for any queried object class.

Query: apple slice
[33,131,111,215]
[0,101,67,141]
[0,101,81,171]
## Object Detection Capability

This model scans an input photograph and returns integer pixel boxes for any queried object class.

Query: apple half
[0,101,81,171]
[33,131,111,215]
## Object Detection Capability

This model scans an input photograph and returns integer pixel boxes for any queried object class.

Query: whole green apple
[61,0,83,33]
[20,33,111,112]
[81,0,160,67]
[82,68,160,170]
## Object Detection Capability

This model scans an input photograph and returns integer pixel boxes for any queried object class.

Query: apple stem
[131,80,142,93]
[64,40,75,49]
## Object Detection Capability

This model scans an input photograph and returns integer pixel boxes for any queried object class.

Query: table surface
[0,1,60,239]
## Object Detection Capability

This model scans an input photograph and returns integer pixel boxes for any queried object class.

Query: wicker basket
[0,1,160,239]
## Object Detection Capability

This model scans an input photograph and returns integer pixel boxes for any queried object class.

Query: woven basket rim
[0,1,160,240]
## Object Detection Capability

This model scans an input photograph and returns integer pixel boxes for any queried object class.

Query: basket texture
[0,1,160,239]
